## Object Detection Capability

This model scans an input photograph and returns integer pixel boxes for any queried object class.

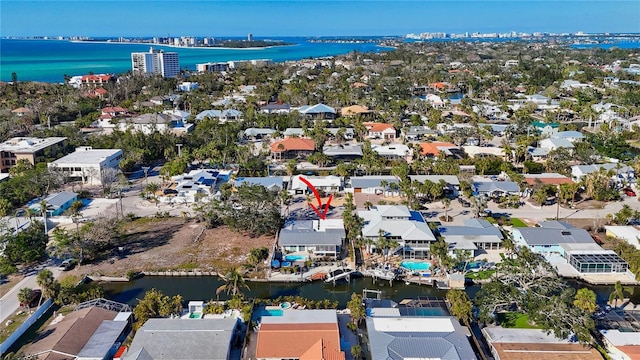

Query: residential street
[0,261,62,324]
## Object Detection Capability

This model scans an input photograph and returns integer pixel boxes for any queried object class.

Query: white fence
[0,299,54,356]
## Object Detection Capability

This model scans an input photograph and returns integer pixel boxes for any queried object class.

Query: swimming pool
[285,255,308,262]
[401,261,431,271]
[253,308,284,319]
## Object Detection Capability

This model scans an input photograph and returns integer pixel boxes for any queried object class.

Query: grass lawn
[496,312,540,329]
[510,218,528,227]
[465,270,496,280]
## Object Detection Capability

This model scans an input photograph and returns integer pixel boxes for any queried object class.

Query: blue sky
[2,1,639,37]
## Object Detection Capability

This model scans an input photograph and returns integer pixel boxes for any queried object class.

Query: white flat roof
[605,226,640,250]
[371,317,455,333]
[0,137,66,153]
[51,148,122,165]
[483,327,571,344]
[600,329,640,346]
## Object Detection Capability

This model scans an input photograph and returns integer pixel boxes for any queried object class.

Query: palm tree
[17,287,35,311]
[442,198,451,221]
[216,267,249,297]
[573,288,598,313]
[145,182,161,205]
[609,281,625,309]
[379,180,388,198]
[40,199,49,237]
[36,269,56,300]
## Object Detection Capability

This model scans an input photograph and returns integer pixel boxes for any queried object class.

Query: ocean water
[0,38,393,83]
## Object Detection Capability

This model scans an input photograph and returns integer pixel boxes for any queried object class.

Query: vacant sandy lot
[67,218,275,277]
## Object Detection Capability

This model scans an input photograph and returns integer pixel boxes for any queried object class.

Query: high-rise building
[248,33,253,41]
[131,47,180,78]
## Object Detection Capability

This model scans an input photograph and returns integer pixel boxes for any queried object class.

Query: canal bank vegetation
[475,247,597,344]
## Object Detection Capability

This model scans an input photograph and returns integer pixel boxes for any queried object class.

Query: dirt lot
[67,218,275,277]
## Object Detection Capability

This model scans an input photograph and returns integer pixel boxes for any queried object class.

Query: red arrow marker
[299,176,333,220]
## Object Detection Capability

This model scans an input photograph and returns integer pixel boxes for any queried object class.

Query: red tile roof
[364,122,394,133]
[256,323,345,360]
[271,138,315,152]
[420,142,457,156]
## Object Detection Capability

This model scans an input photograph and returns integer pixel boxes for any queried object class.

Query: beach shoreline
[69,39,296,51]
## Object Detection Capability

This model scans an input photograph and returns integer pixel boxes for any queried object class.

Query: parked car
[59,258,76,271]
[20,289,42,308]
[592,235,604,245]
[623,188,636,197]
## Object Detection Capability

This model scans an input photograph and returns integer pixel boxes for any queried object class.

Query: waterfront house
[512,222,630,275]
[600,329,640,360]
[255,310,345,360]
[289,175,343,194]
[270,138,315,161]
[364,122,396,140]
[358,205,436,259]
[29,191,78,217]
[438,219,504,255]
[366,316,477,360]
[25,305,130,360]
[124,318,239,360]
[297,103,336,121]
[278,219,346,259]
[604,226,640,250]
[483,327,602,360]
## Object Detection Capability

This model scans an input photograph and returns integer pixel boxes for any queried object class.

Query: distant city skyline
[2,1,639,37]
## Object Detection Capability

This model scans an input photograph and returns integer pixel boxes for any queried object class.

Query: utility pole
[142,167,150,186]
[556,185,561,220]
[176,143,183,157]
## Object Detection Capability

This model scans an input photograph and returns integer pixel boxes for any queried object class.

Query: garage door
[354,188,362,193]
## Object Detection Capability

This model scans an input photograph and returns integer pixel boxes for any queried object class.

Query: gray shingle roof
[278,220,345,246]
[473,181,520,194]
[409,175,460,186]
[124,318,238,360]
[514,227,594,246]
[366,317,477,360]
[350,176,399,189]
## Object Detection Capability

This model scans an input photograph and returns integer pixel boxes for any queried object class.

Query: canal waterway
[101,276,635,308]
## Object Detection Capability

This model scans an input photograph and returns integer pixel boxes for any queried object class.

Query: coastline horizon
[1,37,392,83]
